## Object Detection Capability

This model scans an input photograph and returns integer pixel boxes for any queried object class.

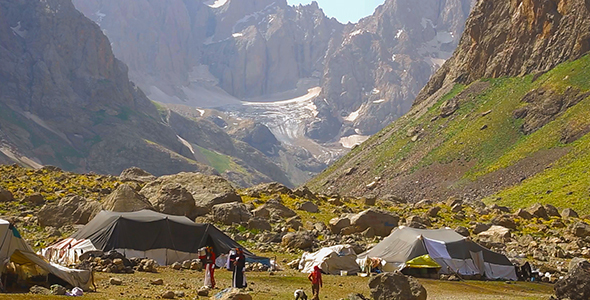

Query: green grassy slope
[308,54,590,213]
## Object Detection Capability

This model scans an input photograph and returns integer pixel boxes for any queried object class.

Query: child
[307,266,323,300]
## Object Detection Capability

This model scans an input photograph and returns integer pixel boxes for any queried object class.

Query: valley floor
[0,267,553,300]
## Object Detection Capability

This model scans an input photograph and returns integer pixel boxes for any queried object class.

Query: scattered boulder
[451,203,463,213]
[213,288,252,300]
[472,223,491,235]
[150,278,164,285]
[478,225,511,243]
[455,226,470,237]
[368,271,427,300]
[211,202,252,225]
[103,184,154,212]
[109,277,123,285]
[528,204,549,220]
[515,209,533,220]
[259,199,296,218]
[329,217,351,234]
[297,201,319,213]
[120,167,157,183]
[245,182,291,197]
[286,216,303,231]
[247,218,272,232]
[545,204,561,218]
[251,206,270,218]
[406,216,430,229]
[140,172,241,216]
[491,215,517,230]
[137,259,158,273]
[281,232,314,249]
[38,194,102,228]
[292,186,316,200]
[362,227,376,238]
[171,262,182,270]
[23,193,45,206]
[350,209,399,237]
[198,286,210,296]
[562,208,579,218]
[144,183,197,219]
[570,222,590,237]
[0,187,13,202]
[427,206,441,217]
[554,258,590,300]
[161,290,175,299]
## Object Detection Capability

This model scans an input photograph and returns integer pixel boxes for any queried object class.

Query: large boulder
[0,187,13,202]
[292,186,316,200]
[562,208,579,218]
[140,173,241,216]
[120,167,156,183]
[144,183,197,219]
[329,216,351,234]
[281,232,314,250]
[477,225,511,243]
[247,218,271,231]
[297,201,319,213]
[350,209,399,237]
[528,204,549,220]
[554,258,590,300]
[211,203,252,225]
[259,199,296,219]
[570,222,590,237]
[38,195,102,228]
[103,184,154,212]
[212,288,252,300]
[368,271,427,300]
[491,215,517,230]
[244,182,291,197]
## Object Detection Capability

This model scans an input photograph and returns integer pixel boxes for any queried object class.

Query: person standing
[200,246,216,289]
[308,266,323,300]
[232,248,247,288]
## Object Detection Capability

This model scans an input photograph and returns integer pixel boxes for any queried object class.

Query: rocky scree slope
[3,164,590,284]
[307,0,590,212]
[0,0,296,187]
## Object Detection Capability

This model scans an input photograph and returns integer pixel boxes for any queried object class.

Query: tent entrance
[401,254,441,278]
[2,250,70,292]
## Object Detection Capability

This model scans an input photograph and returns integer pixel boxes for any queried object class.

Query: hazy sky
[287,0,385,23]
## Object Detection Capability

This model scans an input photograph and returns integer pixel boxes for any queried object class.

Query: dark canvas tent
[63,210,267,266]
[357,226,517,280]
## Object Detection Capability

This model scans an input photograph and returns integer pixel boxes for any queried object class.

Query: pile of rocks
[75,251,159,273]
[170,259,203,271]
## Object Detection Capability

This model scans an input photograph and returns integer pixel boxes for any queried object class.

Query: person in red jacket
[307,266,323,300]
[199,246,216,288]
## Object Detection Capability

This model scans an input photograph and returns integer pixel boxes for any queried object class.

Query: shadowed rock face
[416,0,590,105]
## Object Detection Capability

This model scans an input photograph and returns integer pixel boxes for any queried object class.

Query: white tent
[41,237,98,266]
[299,245,360,275]
[0,219,92,290]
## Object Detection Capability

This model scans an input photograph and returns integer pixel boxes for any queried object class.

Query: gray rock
[455,226,470,237]
[492,215,517,230]
[528,204,549,220]
[427,206,441,217]
[23,193,45,206]
[281,232,314,249]
[50,284,66,295]
[571,222,590,237]
[329,216,351,234]
[245,182,291,197]
[293,186,316,200]
[286,216,303,231]
[259,199,296,219]
[144,183,197,219]
[368,271,427,300]
[251,206,271,218]
[103,184,154,212]
[515,209,533,220]
[297,201,319,213]
[350,209,399,237]
[248,218,272,232]
[0,187,13,202]
[406,216,430,229]
[473,223,491,235]
[161,290,175,299]
[140,172,241,216]
[562,208,579,218]
[554,258,590,300]
[38,194,102,228]
[120,167,157,183]
[211,202,252,225]
[109,277,123,285]
[545,204,561,218]
[150,278,164,285]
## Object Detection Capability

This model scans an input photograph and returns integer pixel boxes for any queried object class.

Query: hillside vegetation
[308,54,590,214]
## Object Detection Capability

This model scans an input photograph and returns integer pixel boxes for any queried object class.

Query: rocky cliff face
[307,0,590,205]
[0,0,294,187]
[416,0,590,104]
[310,0,474,141]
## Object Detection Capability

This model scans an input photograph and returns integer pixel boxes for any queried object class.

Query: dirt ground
[0,267,554,300]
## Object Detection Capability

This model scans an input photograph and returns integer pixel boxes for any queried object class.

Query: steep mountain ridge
[0,0,294,187]
[307,0,590,211]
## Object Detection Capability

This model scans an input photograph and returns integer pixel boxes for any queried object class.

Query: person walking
[308,266,323,300]
[200,246,216,288]
[232,248,247,288]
